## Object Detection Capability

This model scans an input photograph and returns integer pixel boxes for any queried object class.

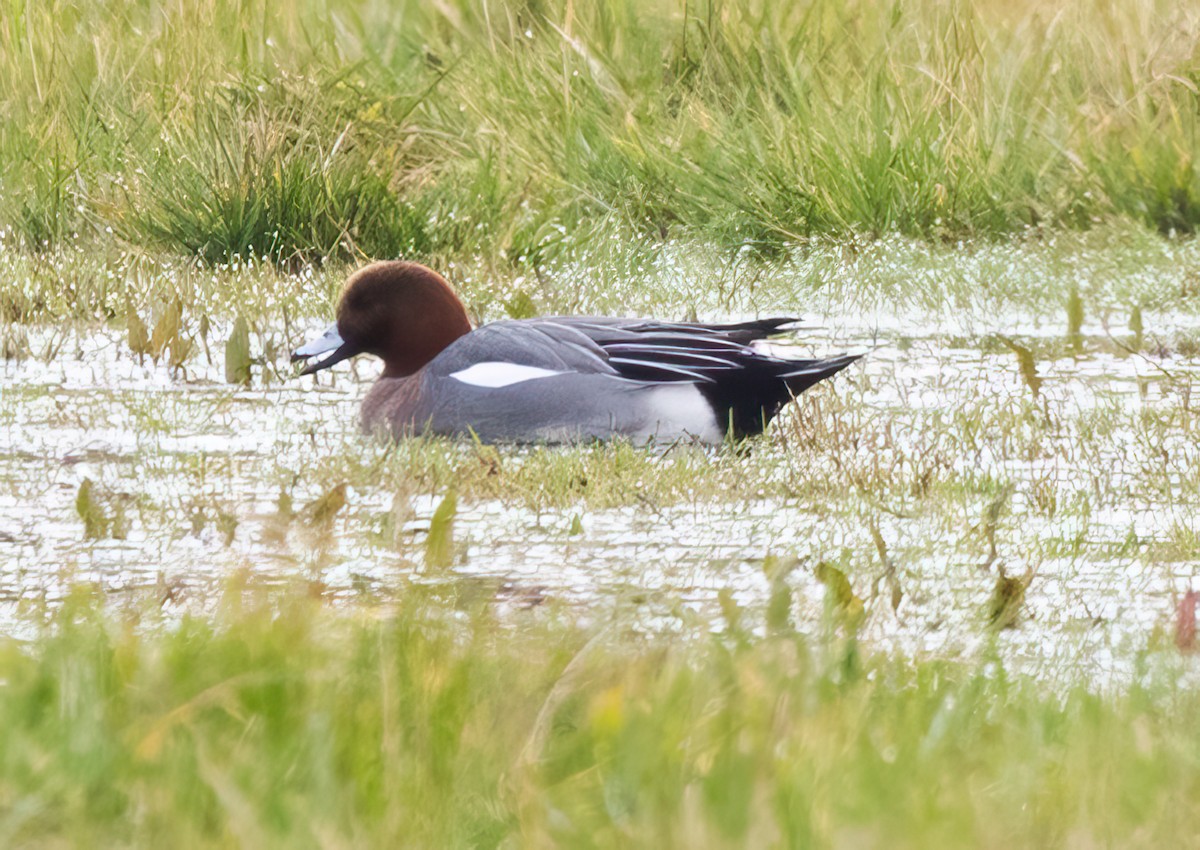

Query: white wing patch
[449,362,565,388]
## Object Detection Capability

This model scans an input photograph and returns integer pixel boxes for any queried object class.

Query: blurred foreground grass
[2,0,1200,265]
[2,584,1198,848]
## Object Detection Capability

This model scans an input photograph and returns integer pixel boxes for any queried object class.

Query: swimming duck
[293,261,860,444]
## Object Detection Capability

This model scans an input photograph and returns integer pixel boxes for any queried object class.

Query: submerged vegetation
[2,0,1200,265]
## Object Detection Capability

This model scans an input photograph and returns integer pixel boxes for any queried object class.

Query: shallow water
[2,303,1199,680]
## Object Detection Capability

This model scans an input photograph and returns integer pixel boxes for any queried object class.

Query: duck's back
[360,321,717,443]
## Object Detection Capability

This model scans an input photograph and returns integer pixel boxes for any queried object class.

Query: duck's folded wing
[422,320,620,383]
[419,316,858,440]
[540,315,801,343]
[412,321,724,443]
[526,316,805,384]
[521,316,861,437]
[428,315,834,386]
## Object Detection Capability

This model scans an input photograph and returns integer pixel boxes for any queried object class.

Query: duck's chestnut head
[293,261,472,378]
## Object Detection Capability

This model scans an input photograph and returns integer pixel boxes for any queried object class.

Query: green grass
[2,0,1200,264]
[1,584,1197,848]
[5,3,1200,843]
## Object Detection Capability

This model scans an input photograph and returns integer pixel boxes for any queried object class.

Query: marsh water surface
[5,282,1199,679]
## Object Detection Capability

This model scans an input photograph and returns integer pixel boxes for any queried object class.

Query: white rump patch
[449,362,565,388]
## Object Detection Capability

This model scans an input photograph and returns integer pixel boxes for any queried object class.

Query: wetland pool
[3,301,1199,681]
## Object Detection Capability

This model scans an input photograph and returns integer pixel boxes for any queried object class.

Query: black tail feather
[684,317,803,345]
[780,353,863,396]
[700,352,862,438]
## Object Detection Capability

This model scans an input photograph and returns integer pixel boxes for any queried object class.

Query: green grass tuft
[3,0,1200,262]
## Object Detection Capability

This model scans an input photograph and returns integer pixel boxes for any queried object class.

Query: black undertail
[697,353,862,438]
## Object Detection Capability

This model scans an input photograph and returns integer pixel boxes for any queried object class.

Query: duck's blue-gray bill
[292,324,359,375]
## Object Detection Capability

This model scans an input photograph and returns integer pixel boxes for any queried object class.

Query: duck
[292,260,861,444]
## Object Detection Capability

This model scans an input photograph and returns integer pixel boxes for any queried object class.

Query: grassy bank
[1,586,1197,848]
[2,0,1200,265]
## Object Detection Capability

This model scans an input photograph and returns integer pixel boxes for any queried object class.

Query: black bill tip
[295,343,360,376]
